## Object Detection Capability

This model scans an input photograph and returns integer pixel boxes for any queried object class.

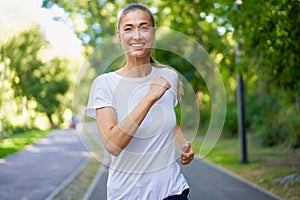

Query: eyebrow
[122,22,150,28]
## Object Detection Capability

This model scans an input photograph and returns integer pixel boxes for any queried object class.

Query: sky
[0,0,82,58]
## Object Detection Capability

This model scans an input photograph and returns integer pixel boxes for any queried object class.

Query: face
[117,9,155,59]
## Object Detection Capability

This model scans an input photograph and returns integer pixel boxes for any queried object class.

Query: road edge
[83,164,107,200]
[45,157,91,200]
[199,157,283,200]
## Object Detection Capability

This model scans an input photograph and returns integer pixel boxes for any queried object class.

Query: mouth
[130,43,145,47]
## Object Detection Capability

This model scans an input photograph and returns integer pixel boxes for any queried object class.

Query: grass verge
[53,158,100,200]
[0,129,49,158]
[192,136,300,200]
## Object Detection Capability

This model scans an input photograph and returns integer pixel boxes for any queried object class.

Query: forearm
[114,95,156,144]
[174,124,194,164]
[174,124,189,150]
[97,94,156,156]
[97,76,170,156]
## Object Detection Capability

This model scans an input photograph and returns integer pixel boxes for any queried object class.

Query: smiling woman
[117,8,155,68]
[85,3,194,200]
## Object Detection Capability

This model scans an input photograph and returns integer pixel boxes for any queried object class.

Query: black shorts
[163,188,190,200]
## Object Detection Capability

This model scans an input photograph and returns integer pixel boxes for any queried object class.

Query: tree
[34,57,70,128]
[1,26,46,128]
[42,0,300,147]
[232,0,300,99]
[1,26,70,128]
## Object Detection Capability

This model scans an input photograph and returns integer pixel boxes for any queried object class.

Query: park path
[0,128,283,200]
[87,158,283,200]
[0,129,90,200]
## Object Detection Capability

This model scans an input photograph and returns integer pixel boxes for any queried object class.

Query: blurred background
[1,0,299,149]
[0,0,299,199]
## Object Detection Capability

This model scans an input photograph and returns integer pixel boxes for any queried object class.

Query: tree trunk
[47,114,55,128]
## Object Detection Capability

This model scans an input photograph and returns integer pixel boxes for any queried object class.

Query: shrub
[248,93,300,148]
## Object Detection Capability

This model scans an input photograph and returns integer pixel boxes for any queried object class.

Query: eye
[140,27,150,32]
[124,28,132,32]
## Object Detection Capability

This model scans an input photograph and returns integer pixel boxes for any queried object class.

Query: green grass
[54,158,100,200]
[192,136,300,200]
[0,129,49,158]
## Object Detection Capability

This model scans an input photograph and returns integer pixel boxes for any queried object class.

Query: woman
[85,3,194,200]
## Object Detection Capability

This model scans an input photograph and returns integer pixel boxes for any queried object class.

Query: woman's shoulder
[94,71,117,81]
[153,64,178,77]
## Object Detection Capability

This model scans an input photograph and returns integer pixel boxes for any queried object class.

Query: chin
[128,51,151,59]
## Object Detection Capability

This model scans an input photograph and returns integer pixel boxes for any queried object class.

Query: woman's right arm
[96,76,170,156]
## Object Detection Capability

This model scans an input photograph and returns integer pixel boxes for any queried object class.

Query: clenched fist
[146,76,171,102]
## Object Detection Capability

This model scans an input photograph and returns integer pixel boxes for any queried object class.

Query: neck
[126,54,151,67]
[119,55,152,78]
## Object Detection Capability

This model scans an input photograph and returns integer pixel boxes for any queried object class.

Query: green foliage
[34,57,70,127]
[0,118,14,140]
[1,26,71,129]
[247,93,283,146]
[235,0,300,96]
[247,93,300,148]
[2,26,46,100]
[287,109,300,149]
[42,0,300,148]
[222,101,238,137]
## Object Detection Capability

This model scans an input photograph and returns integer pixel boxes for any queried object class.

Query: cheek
[145,33,155,44]
[119,34,130,47]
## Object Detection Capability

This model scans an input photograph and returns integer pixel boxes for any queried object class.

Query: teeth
[131,43,144,47]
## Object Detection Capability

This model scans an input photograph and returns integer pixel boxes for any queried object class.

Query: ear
[152,27,156,40]
[116,30,121,42]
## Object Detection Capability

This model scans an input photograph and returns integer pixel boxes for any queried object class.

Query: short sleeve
[85,75,113,119]
[164,68,179,107]
[158,67,179,107]
[172,73,179,107]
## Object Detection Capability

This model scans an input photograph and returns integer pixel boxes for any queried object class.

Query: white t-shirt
[85,66,189,200]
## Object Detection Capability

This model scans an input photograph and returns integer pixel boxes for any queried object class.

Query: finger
[182,156,193,162]
[181,157,192,165]
[153,76,170,88]
[181,142,191,153]
[181,152,194,162]
[181,151,193,158]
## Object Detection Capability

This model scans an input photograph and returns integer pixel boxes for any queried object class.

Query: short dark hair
[117,4,155,30]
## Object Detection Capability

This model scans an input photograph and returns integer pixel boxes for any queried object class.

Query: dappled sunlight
[25,145,41,153]
[21,129,91,157]
[0,0,84,132]
[0,0,82,58]
[0,0,298,199]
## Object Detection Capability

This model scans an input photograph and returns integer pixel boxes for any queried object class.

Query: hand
[181,142,194,165]
[147,76,171,102]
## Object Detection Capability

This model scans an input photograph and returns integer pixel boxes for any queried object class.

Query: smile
[130,43,145,47]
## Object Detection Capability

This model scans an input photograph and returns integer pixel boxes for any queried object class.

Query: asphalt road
[87,159,282,200]
[0,129,90,200]
[0,129,283,200]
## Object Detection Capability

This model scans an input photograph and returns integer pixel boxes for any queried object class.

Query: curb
[82,164,107,200]
[45,157,91,200]
[198,157,283,200]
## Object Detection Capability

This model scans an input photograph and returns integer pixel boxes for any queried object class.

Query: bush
[286,107,300,148]
[0,120,38,141]
[247,93,300,148]
[222,101,238,137]
[0,118,13,140]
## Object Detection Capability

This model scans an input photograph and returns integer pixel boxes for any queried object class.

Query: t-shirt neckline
[113,66,155,82]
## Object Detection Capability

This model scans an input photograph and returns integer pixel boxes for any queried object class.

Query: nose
[132,28,142,40]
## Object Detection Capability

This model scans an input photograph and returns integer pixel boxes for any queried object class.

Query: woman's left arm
[174,124,194,165]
